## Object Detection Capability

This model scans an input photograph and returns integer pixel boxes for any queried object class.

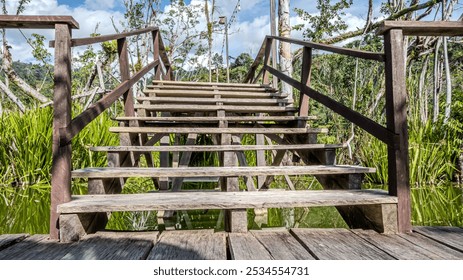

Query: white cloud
[85,0,115,10]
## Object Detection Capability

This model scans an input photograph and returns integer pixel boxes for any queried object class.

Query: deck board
[251,230,315,260]
[414,226,463,252]
[291,228,395,260]
[0,234,28,250]
[1,227,462,260]
[147,230,226,260]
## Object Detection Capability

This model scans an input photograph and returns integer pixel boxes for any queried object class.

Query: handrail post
[384,28,411,233]
[299,47,312,117]
[117,37,134,117]
[50,23,73,240]
[262,37,273,85]
[152,30,162,80]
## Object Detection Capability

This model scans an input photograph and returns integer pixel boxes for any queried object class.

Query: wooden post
[117,38,134,117]
[50,23,73,240]
[152,30,162,80]
[384,29,411,233]
[299,47,312,116]
[262,38,273,85]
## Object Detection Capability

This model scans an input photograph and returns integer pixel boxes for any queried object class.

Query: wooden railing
[0,16,171,239]
[244,25,411,233]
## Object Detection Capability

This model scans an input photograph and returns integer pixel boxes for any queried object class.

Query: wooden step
[134,104,297,113]
[72,165,375,179]
[57,189,396,214]
[136,96,288,105]
[90,144,346,153]
[144,89,279,98]
[115,116,316,123]
[153,80,269,88]
[108,126,328,135]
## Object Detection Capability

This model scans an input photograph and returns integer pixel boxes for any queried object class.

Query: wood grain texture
[291,228,395,260]
[109,126,327,135]
[377,21,463,36]
[61,231,157,260]
[353,229,463,260]
[90,144,345,152]
[58,189,395,214]
[251,230,315,260]
[0,235,72,260]
[133,104,297,113]
[115,115,316,122]
[228,233,273,260]
[0,15,79,29]
[0,234,28,250]
[71,165,374,179]
[414,226,463,253]
[137,96,288,105]
[147,230,226,260]
[152,80,267,87]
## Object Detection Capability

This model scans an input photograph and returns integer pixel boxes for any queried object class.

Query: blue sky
[4,0,449,64]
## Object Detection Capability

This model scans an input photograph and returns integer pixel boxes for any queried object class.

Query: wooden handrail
[377,20,463,36]
[0,15,79,29]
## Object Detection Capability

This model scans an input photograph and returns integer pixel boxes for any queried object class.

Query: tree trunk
[278,0,293,102]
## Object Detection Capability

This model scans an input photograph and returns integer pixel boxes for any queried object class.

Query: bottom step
[58,189,397,214]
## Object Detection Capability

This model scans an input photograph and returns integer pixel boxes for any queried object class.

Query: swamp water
[1,180,462,234]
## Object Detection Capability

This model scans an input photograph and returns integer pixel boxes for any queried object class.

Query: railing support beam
[384,29,411,233]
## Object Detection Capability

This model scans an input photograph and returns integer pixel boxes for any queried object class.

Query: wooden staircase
[57,81,398,241]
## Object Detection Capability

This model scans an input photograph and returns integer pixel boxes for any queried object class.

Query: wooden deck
[1,227,462,260]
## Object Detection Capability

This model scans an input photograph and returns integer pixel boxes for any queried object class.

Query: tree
[279,0,293,102]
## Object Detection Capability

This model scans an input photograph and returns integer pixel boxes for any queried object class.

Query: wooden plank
[377,21,463,36]
[291,228,394,260]
[384,29,411,233]
[147,231,226,260]
[270,35,385,62]
[152,80,267,88]
[71,165,375,179]
[414,227,463,253]
[228,233,273,260]
[58,189,395,214]
[299,47,312,116]
[134,104,297,113]
[147,85,275,92]
[0,235,73,260]
[399,229,463,259]
[0,15,79,29]
[265,65,398,147]
[90,144,346,152]
[146,90,275,98]
[137,96,288,105]
[0,234,28,250]
[109,126,326,135]
[115,115,316,122]
[251,230,315,260]
[118,38,134,117]
[354,229,463,260]
[61,231,157,260]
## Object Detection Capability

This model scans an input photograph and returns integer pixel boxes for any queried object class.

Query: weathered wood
[118,38,134,117]
[146,90,276,98]
[0,235,71,260]
[399,229,463,259]
[115,115,316,122]
[299,47,312,117]
[353,229,463,260]
[262,37,273,84]
[0,15,79,29]
[384,29,411,233]
[71,165,375,179]
[270,35,385,61]
[414,226,463,253]
[153,80,267,88]
[377,21,463,36]
[147,231,226,260]
[58,189,395,214]
[59,213,108,242]
[0,234,28,250]
[251,230,315,260]
[61,59,159,144]
[61,231,157,260]
[291,228,394,260]
[51,23,73,240]
[171,133,197,191]
[265,65,398,147]
[148,85,275,92]
[137,96,288,105]
[134,104,297,113]
[91,144,345,153]
[109,126,327,135]
[228,233,273,260]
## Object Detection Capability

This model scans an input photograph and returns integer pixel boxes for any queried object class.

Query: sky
[0,0,443,64]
